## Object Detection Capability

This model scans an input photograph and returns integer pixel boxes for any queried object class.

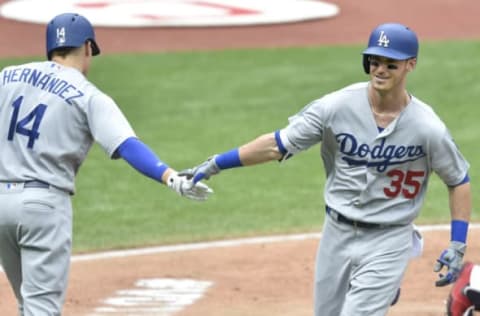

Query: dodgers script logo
[336,133,426,172]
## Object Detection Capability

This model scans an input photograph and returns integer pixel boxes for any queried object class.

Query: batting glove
[434,241,466,287]
[167,172,213,201]
[179,156,221,184]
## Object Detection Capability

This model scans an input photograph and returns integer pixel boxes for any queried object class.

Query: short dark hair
[49,46,78,60]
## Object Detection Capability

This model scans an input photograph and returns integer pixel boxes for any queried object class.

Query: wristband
[215,148,242,170]
[451,220,469,243]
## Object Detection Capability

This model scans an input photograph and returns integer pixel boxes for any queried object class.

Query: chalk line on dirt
[1,224,479,272]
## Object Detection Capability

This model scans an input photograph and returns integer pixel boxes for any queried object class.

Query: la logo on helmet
[377,31,390,47]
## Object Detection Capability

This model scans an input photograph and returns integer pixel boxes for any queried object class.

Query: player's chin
[371,78,392,91]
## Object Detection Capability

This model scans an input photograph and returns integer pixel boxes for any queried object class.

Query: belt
[24,180,50,189]
[326,206,384,229]
[1,180,71,195]
[24,180,72,195]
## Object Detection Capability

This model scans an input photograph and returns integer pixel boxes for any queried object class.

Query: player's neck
[51,55,88,76]
[368,86,410,128]
[369,86,410,113]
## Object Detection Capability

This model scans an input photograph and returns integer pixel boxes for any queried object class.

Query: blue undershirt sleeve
[116,137,169,183]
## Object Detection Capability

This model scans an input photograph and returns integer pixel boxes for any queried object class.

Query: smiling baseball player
[180,23,472,315]
[0,12,212,315]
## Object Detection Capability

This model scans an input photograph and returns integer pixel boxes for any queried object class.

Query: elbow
[263,133,284,161]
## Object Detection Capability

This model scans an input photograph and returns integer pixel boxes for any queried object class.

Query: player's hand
[167,172,213,201]
[179,156,221,184]
[434,241,466,287]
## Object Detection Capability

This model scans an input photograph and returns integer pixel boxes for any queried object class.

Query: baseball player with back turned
[0,12,213,316]
[181,23,472,315]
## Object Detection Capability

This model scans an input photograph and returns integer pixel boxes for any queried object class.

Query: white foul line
[0,224,479,272]
[71,231,322,262]
[73,223,479,262]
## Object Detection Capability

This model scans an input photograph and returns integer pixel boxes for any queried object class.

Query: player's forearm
[238,133,283,166]
[449,182,472,222]
[206,133,282,172]
[182,132,283,183]
[447,182,472,243]
[117,137,169,183]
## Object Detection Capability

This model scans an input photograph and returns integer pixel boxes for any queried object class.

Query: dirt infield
[1,229,480,315]
[1,0,480,315]
[1,0,480,58]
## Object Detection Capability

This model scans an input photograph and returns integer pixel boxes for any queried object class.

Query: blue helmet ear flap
[46,13,101,60]
[363,55,370,74]
[89,40,100,56]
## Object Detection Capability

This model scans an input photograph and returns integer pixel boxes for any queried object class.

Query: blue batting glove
[433,241,466,287]
[179,156,221,184]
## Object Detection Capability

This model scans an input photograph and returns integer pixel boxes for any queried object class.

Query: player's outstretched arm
[180,132,284,184]
[116,137,213,201]
[434,181,472,286]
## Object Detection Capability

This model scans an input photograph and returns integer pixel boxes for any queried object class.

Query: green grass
[1,41,479,252]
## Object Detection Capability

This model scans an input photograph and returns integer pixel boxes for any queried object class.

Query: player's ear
[406,58,417,72]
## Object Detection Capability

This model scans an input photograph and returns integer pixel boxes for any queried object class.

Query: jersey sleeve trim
[274,130,287,155]
[449,173,470,187]
[279,129,302,155]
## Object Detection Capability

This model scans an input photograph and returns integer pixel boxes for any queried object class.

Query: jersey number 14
[7,96,47,149]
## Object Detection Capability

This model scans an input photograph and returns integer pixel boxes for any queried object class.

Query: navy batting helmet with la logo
[46,13,101,60]
[361,22,419,74]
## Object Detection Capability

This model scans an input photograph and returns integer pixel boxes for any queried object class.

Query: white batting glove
[434,241,466,287]
[167,172,213,201]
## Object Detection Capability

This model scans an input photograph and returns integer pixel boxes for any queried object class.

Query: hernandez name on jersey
[3,65,84,106]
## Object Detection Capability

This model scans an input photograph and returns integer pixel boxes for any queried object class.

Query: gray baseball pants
[314,210,413,316]
[0,182,72,316]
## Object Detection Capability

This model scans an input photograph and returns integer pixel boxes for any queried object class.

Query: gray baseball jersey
[279,82,469,225]
[0,61,136,193]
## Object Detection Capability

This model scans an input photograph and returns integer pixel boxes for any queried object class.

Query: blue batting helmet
[362,23,418,73]
[46,13,100,60]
